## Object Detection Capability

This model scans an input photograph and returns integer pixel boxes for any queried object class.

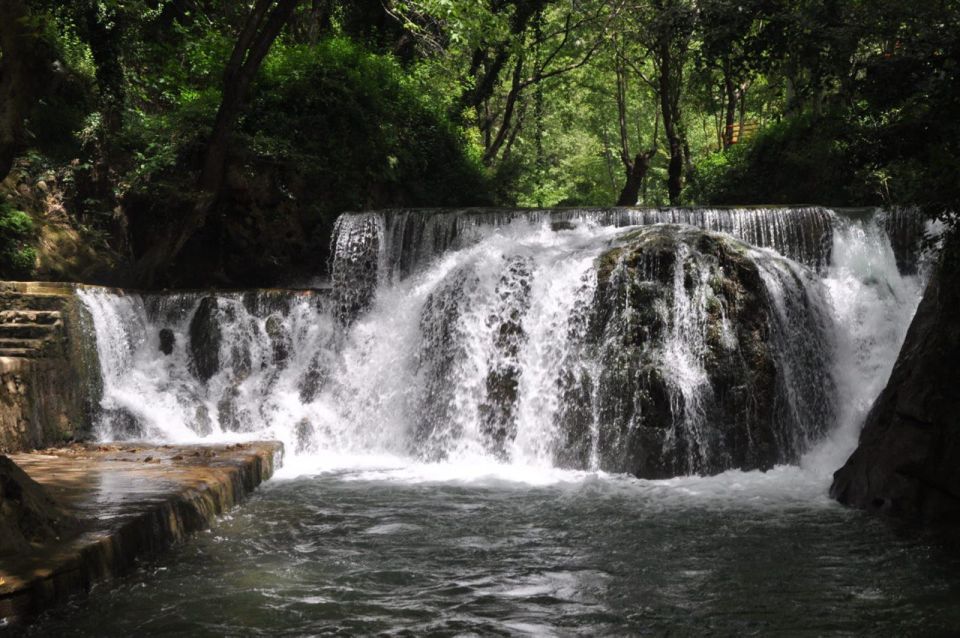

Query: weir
[74,206,926,479]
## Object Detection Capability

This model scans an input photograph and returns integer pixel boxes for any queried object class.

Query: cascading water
[77,206,925,481]
[77,289,341,454]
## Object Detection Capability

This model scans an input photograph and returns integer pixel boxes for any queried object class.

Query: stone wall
[0,282,101,452]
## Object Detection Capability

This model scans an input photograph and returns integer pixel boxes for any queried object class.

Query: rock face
[158,328,175,355]
[188,297,221,381]
[831,239,960,524]
[556,225,834,478]
[0,455,80,555]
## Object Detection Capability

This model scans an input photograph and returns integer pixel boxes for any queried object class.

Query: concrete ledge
[0,441,282,625]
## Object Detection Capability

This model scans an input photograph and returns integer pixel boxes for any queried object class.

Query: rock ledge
[0,441,282,625]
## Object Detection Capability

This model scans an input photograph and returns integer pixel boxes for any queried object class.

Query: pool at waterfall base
[22,460,960,636]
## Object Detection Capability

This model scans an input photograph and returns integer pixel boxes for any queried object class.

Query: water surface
[25,461,960,636]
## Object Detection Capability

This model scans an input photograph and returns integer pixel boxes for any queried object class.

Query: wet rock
[331,214,381,324]
[242,290,291,317]
[192,405,213,437]
[217,386,245,432]
[415,267,480,459]
[158,328,175,356]
[298,356,328,403]
[831,239,960,525]
[478,256,532,458]
[551,220,576,232]
[0,455,80,555]
[265,315,291,366]
[103,408,143,439]
[295,419,315,454]
[564,225,833,478]
[189,297,221,381]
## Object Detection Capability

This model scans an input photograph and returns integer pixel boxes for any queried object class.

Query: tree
[134,0,300,285]
[0,0,55,182]
[613,36,658,205]
[696,0,760,149]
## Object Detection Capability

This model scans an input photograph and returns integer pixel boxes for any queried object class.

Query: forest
[1,0,959,286]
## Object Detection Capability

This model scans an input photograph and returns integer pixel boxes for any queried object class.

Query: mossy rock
[574,224,825,478]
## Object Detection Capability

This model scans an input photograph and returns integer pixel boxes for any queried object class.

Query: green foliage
[0,203,38,279]
[6,0,960,286]
[245,37,490,211]
[687,114,875,206]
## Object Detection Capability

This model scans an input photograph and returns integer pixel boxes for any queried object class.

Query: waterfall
[78,208,925,478]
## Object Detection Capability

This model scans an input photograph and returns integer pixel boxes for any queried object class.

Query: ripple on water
[23,464,960,637]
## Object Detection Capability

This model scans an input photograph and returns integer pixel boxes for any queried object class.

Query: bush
[0,203,38,279]
[687,114,877,207]
[245,37,491,211]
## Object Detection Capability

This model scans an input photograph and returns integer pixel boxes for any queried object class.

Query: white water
[77,209,924,497]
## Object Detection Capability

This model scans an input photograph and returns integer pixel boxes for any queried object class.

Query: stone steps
[0,338,45,349]
[0,310,62,325]
[0,287,68,360]
[0,292,69,312]
[0,348,42,358]
[0,323,59,340]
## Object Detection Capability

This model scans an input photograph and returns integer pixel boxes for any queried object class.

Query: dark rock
[557,225,833,478]
[158,328,175,356]
[551,220,576,232]
[265,315,291,366]
[188,297,221,381]
[0,455,81,555]
[831,238,960,525]
[217,386,246,432]
[193,405,213,437]
[104,408,143,439]
[242,290,291,317]
[478,256,532,458]
[415,267,479,459]
[298,356,328,403]
[331,214,381,324]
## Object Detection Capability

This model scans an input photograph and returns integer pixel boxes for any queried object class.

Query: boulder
[831,238,960,524]
[555,225,833,478]
[188,297,221,381]
[478,256,532,459]
[0,455,80,555]
[158,328,175,356]
[265,315,291,366]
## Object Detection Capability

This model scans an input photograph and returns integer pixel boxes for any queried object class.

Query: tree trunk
[483,54,525,165]
[133,0,299,286]
[307,0,333,45]
[0,0,54,182]
[658,43,683,205]
[723,66,737,148]
[454,0,549,120]
[85,4,125,160]
[616,150,655,206]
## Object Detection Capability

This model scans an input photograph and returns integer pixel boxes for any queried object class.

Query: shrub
[687,114,877,207]
[0,203,38,279]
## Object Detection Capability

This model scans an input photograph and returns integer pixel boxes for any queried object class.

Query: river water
[25,461,960,636]
[22,208,960,636]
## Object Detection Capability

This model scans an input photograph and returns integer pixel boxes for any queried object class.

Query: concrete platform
[0,441,282,625]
